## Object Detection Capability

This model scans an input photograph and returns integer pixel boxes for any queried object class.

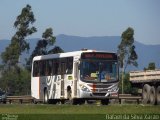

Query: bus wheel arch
[67,86,76,105]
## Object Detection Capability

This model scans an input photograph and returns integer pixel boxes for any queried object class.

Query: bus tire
[101,99,109,105]
[44,89,49,104]
[70,99,77,105]
[61,99,65,104]
[142,84,151,104]
[156,86,160,105]
[78,99,85,105]
[33,99,38,104]
[149,86,156,105]
[48,99,57,104]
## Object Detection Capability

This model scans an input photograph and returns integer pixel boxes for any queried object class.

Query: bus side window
[33,61,39,77]
[61,62,66,74]
[39,60,46,76]
[39,61,42,76]
[45,60,48,76]
[45,60,52,76]
[60,58,66,75]
[53,59,59,75]
[48,60,52,75]
[66,57,73,74]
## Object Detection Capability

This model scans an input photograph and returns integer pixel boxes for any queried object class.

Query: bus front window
[80,60,118,82]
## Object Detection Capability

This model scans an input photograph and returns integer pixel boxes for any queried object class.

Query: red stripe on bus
[92,84,96,92]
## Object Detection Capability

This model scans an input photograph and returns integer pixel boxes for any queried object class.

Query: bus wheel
[44,89,49,104]
[101,99,109,105]
[48,99,57,104]
[149,86,156,105]
[61,99,65,104]
[76,99,85,105]
[32,99,38,104]
[156,86,160,105]
[142,84,151,104]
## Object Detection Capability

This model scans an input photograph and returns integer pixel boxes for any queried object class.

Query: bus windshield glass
[80,52,118,83]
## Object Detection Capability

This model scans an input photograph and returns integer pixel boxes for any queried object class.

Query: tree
[0,4,36,94]
[26,28,64,70]
[31,28,56,56]
[148,62,156,70]
[119,73,138,94]
[1,4,37,66]
[117,27,138,94]
[144,62,156,70]
[48,46,64,54]
[0,66,30,95]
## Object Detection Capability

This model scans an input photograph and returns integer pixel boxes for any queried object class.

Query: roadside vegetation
[0,104,159,114]
[0,5,63,95]
[0,4,157,97]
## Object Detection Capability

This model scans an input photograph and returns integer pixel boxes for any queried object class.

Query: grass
[0,104,160,120]
[0,104,160,114]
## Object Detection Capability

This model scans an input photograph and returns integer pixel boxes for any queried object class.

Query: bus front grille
[92,93,106,96]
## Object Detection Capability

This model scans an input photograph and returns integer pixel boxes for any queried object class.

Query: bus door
[73,62,79,97]
[60,62,66,98]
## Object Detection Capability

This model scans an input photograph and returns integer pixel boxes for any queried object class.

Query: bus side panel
[40,75,62,100]
[46,75,60,100]
[64,76,74,98]
[31,77,40,99]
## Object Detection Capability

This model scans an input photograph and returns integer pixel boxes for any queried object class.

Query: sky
[0,0,160,45]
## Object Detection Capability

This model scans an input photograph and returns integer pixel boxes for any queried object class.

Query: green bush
[119,73,138,94]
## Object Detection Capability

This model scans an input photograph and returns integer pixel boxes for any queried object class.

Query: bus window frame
[79,59,119,83]
[32,57,74,77]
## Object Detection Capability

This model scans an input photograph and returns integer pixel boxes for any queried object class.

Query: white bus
[31,49,119,104]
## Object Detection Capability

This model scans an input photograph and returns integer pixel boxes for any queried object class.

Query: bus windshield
[80,60,118,83]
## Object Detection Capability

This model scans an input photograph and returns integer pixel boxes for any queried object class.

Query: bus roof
[33,49,116,61]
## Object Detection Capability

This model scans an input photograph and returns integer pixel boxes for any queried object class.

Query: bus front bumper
[79,90,119,99]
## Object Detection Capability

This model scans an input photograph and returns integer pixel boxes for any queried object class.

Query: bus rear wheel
[78,99,85,105]
[60,99,65,104]
[142,84,151,104]
[156,86,160,105]
[149,86,156,105]
[49,99,57,104]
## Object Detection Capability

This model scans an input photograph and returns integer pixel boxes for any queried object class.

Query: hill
[0,34,160,70]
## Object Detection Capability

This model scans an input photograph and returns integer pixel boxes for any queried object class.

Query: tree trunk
[121,71,124,94]
[121,60,125,94]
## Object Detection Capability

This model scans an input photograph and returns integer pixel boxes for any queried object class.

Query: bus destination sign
[81,52,117,60]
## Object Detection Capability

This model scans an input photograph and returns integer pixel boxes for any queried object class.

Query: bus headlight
[79,85,90,92]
